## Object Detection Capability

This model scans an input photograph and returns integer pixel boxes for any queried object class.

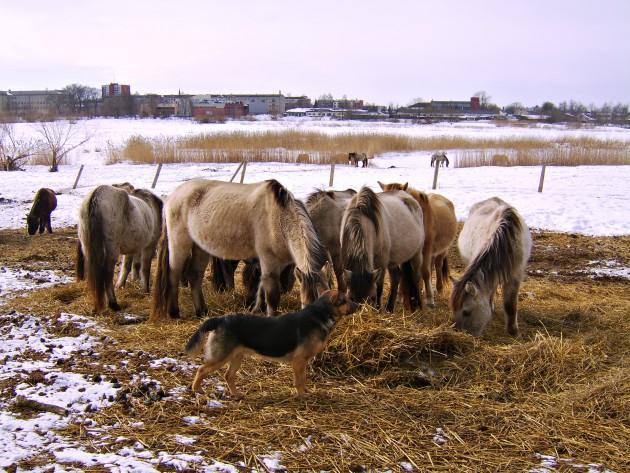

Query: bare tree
[36,120,90,172]
[62,84,100,115]
[473,91,491,108]
[0,123,39,171]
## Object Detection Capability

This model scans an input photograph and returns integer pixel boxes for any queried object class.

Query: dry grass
[2,228,630,471]
[105,130,630,167]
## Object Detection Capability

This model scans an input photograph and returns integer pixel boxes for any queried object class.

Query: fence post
[151,163,163,189]
[229,161,244,182]
[72,164,85,190]
[329,163,335,187]
[239,161,247,184]
[431,162,440,190]
[537,164,547,192]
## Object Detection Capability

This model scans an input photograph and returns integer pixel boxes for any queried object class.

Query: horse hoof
[109,302,121,311]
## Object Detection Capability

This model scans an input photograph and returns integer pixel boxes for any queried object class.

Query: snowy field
[1,117,630,236]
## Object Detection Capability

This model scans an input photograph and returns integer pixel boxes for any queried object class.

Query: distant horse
[378,182,457,304]
[76,185,163,312]
[27,188,57,235]
[150,179,327,321]
[431,152,449,167]
[348,152,359,167]
[450,197,532,336]
[305,188,357,292]
[340,186,425,311]
[359,153,368,168]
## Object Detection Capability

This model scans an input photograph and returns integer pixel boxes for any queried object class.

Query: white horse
[450,197,532,336]
[77,186,163,312]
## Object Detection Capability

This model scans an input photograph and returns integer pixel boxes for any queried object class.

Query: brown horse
[76,185,163,312]
[378,182,458,301]
[150,179,327,321]
[450,197,532,336]
[431,152,449,167]
[305,188,357,292]
[26,188,57,235]
[340,186,425,311]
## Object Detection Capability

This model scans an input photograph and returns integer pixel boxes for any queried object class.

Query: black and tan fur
[185,290,357,397]
[26,188,57,235]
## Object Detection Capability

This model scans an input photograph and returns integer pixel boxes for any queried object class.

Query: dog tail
[185,317,224,356]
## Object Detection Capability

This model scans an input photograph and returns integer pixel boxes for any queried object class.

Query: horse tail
[150,224,171,322]
[400,260,421,311]
[81,188,110,312]
[185,317,225,356]
[267,180,326,278]
[76,241,85,281]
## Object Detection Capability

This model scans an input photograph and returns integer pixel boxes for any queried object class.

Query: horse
[150,179,327,321]
[26,188,57,235]
[348,152,359,167]
[450,197,532,337]
[360,153,369,168]
[340,186,425,311]
[305,188,357,292]
[431,152,449,167]
[377,182,458,304]
[76,185,163,312]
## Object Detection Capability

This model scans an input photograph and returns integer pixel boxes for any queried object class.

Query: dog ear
[402,182,408,191]
[377,181,385,190]
[318,289,334,301]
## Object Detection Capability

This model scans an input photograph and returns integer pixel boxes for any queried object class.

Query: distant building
[0,89,65,116]
[191,95,248,120]
[314,98,364,110]
[102,83,131,98]
[397,97,492,120]
[210,94,285,115]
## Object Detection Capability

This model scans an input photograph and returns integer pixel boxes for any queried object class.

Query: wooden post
[72,164,84,190]
[537,164,547,193]
[329,163,335,187]
[230,161,244,182]
[151,163,163,189]
[431,162,440,190]
[239,161,247,184]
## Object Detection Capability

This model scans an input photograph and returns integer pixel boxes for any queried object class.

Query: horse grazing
[450,197,532,337]
[378,182,457,302]
[26,188,57,235]
[340,186,425,311]
[76,185,163,312]
[348,152,359,167]
[305,188,357,292]
[150,179,327,321]
[430,152,449,167]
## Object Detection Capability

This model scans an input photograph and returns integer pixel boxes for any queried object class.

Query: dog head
[318,290,358,318]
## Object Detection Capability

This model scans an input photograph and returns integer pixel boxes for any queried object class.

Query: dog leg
[292,357,309,396]
[191,360,226,393]
[225,353,244,399]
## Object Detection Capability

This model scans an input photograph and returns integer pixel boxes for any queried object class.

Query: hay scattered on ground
[1,228,629,471]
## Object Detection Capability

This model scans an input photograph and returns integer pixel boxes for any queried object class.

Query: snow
[0,267,72,300]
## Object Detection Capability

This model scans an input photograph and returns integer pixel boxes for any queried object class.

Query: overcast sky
[1,0,628,107]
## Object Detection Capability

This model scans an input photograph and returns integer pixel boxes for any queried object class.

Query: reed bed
[104,130,630,167]
[2,228,630,471]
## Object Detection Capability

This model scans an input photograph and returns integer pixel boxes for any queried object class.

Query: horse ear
[402,183,408,191]
[377,181,385,190]
[294,267,304,283]
[465,281,478,296]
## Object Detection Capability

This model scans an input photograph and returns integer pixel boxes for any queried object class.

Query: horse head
[343,267,382,305]
[450,277,493,337]
[26,213,39,235]
[295,266,330,307]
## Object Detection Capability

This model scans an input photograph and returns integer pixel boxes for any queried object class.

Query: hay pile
[1,228,629,471]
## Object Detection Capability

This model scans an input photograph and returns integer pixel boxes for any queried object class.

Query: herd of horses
[50,170,533,338]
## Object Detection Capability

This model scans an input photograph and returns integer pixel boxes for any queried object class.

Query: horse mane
[305,188,357,208]
[341,187,381,269]
[132,188,164,216]
[267,179,291,208]
[451,207,522,310]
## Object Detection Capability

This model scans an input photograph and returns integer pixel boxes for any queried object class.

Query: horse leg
[116,254,133,288]
[330,250,346,293]
[132,258,141,281]
[189,244,210,317]
[38,219,46,234]
[403,253,423,311]
[105,251,120,311]
[385,266,400,312]
[503,279,521,337]
[139,250,154,293]
[421,246,435,308]
[434,254,445,294]
[261,272,281,316]
[46,214,53,233]
[166,234,193,319]
[374,270,386,310]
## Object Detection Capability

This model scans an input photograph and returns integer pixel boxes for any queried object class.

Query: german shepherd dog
[185,290,357,397]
